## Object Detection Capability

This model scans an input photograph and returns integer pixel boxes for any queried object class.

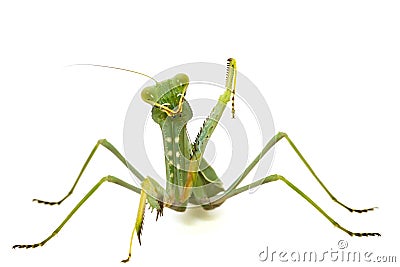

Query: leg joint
[97,138,107,145]
[273,174,284,182]
[277,131,288,138]
[102,175,113,183]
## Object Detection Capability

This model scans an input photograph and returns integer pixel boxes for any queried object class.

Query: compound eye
[173,73,189,87]
[141,86,158,104]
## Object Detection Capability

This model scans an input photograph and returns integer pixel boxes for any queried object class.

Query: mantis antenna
[70,63,159,83]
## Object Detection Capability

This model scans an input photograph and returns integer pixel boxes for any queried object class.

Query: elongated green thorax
[141,74,193,209]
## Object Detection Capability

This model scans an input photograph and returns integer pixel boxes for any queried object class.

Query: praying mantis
[13,58,380,263]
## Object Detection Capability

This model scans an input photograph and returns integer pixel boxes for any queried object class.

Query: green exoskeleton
[13,58,380,263]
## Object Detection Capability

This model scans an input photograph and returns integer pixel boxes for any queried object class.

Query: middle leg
[214,132,376,213]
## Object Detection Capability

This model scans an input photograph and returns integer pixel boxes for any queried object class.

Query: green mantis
[13,58,380,263]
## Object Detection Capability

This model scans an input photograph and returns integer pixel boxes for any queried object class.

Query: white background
[1,1,399,266]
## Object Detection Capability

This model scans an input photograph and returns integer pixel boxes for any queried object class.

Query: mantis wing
[189,159,224,207]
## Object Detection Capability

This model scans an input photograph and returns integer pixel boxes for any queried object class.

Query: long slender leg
[281,133,376,213]
[33,139,145,205]
[13,175,141,249]
[215,132,376,213]
[222,174,380,237]
[122,177,166,263]
[121,187,147,263]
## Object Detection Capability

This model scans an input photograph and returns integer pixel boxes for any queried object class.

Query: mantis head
[141,73,192,124]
